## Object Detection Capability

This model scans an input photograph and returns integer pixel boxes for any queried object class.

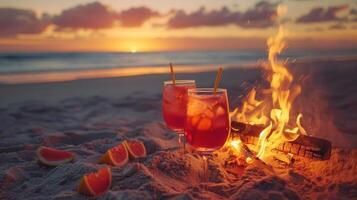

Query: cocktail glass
[162,80,196,152]
[185,88,230,180]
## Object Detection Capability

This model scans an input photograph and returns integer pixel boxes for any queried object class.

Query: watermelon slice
[77,167,111,197]
[36,146,74,166]
[123,140,147,159]
[97,143,129,166]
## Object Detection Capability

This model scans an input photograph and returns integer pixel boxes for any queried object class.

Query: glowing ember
[230,5,307,163]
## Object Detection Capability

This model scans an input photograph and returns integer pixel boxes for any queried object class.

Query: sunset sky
[0,0,356,52]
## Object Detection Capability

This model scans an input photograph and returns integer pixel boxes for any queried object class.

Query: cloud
[118,7,159,27]
[53,3,159,30]
[239,1,278,28]
[0,2,161,37]
[167,7,238,28]
[296,5,349,23]
[0,8,50,37]
[167,1,277,29]
[53,2,118,30]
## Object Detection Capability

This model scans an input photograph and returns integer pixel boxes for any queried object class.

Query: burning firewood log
[231,121,332,160]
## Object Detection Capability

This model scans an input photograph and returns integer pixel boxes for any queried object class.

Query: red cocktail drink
[162,80,196,149]
[185,88,230,152]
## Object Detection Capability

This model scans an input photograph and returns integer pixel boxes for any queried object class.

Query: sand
[0,58,357,199]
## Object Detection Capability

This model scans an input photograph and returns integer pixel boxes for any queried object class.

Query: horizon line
[1,47,357,54]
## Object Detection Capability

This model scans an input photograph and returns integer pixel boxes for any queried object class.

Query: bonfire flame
[230,5,307,162]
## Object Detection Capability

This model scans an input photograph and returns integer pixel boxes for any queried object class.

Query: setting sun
[130,46,137,53]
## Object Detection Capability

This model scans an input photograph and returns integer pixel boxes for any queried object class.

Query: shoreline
[0,55,356,85]
[0,65,224,85]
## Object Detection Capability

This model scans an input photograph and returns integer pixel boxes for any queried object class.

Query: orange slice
[97,143,128,167]
[77,167,111,197]
[36,146,74,166]
[123,140,147,159]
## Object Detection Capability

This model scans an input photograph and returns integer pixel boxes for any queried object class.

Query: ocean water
[1,49,357,74]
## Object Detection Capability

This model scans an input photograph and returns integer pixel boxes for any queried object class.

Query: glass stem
[200,152,211,182]
[202,155,208,182]
[178,132,186,153]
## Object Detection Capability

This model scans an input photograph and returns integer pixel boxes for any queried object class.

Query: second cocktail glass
[162,80,196,151]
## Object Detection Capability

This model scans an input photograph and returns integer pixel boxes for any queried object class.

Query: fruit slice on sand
[78,167,112,197]
[36,146,74,166]
[97,143,129,166]
[124,140,147,159]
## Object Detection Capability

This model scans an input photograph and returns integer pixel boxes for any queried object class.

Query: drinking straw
[214,67,223,93]
[169,63,176,85]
